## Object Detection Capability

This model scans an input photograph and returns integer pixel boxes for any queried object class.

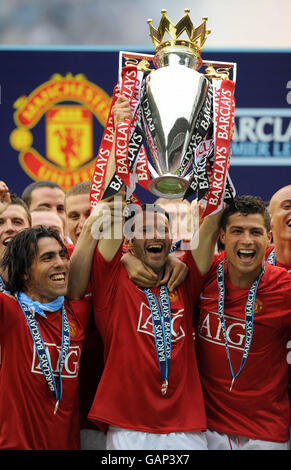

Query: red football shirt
[88,246,207,434]
[66,243,104,431]
[195,252,291,442]
[0,293,91,450]
[265,245,291,414]
[265,245,291,272]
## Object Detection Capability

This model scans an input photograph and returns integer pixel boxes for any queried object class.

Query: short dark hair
[65,181,91,210]
[65,181,91,200]
[7,193,31,226]
[1,227,67,295]
[22,181,64,208]
[220,195,271,232]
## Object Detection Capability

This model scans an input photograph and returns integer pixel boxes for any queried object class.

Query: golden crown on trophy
[147,9,211,56]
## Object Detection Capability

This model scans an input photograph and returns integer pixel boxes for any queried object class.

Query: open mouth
[146,243,164,254]
[237,249,256,260]
[3,237,13,246]
[50,272,66,282]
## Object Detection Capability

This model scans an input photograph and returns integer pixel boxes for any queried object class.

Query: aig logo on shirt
[138,302,185,342]
[198,311,246,350]
[31,342,81,378]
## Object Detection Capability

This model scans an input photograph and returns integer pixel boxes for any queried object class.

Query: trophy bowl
[141,45,209,198]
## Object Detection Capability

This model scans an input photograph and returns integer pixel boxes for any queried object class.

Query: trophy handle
[119,51,237,84]
[202,59,237,83]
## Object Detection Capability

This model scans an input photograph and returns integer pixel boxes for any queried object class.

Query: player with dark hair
[2,226,67,294]
[65,181,91,247]
[21,180,64,208]
[125,195,291,449]
[194,195,291,450]
[21,180,66,230]
[220,194,271,232]
[0,226,91,449]
[0,185,31,290]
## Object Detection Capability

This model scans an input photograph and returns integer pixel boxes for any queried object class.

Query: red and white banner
[90,65,146,208]
[90,83,120,209]
[203,79,236,217]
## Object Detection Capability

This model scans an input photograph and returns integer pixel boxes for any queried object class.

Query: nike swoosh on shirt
[199,294,214,300]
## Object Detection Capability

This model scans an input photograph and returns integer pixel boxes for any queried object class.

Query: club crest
[10,73,112,190]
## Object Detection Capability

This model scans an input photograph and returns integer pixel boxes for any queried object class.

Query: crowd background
[0,0,289,49]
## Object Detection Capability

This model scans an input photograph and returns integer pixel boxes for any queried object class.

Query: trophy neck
[154,46,200,70]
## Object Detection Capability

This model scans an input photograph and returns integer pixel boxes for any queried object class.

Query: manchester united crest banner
[0,47,290,202]
[10,72,111,190]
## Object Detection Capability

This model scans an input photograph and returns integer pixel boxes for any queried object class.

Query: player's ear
[219,228,226,245]
[124,238,133,253]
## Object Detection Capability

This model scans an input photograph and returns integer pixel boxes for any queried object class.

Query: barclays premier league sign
[233,107,291,164]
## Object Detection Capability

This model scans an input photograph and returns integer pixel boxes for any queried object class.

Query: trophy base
[148,175,190,199]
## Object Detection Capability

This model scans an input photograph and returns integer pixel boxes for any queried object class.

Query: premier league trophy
[91,9,237,218]
[141,10,211,198]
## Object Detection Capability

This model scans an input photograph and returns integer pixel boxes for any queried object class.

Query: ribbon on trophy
[90,65,150,208]
[181,83,214,199]
[101,67,150,202]
[183,78,236,217]
[193,138,236,208]
[202,79,236,217]
[179,82,214,187]
[115,66,140,188]
[90,82,120,209]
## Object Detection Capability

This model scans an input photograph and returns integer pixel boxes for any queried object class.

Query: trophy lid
[147,9,211,65]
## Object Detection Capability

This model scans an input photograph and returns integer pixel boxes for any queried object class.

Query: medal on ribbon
[0,275,8,293]
[216,259,265,391]
[18,297,71,414]
[266,248,276,265]
[144,285,171,396]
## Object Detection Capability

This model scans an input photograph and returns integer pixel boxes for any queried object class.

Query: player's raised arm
[93,94,131,261]
[67,96,131,299]
[191,205,223,275]
[0,181,10,215]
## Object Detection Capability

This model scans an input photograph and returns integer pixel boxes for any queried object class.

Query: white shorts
[106,426,208,450]
[206,429,289,450]
[80,429,106,450]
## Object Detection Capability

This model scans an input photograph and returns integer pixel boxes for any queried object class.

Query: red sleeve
[90,244,123,311]
[265,244,274,260]
[0,293,19,338]
[279,271,291,328]
[65,297,92,331]
[180,250,207,305]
